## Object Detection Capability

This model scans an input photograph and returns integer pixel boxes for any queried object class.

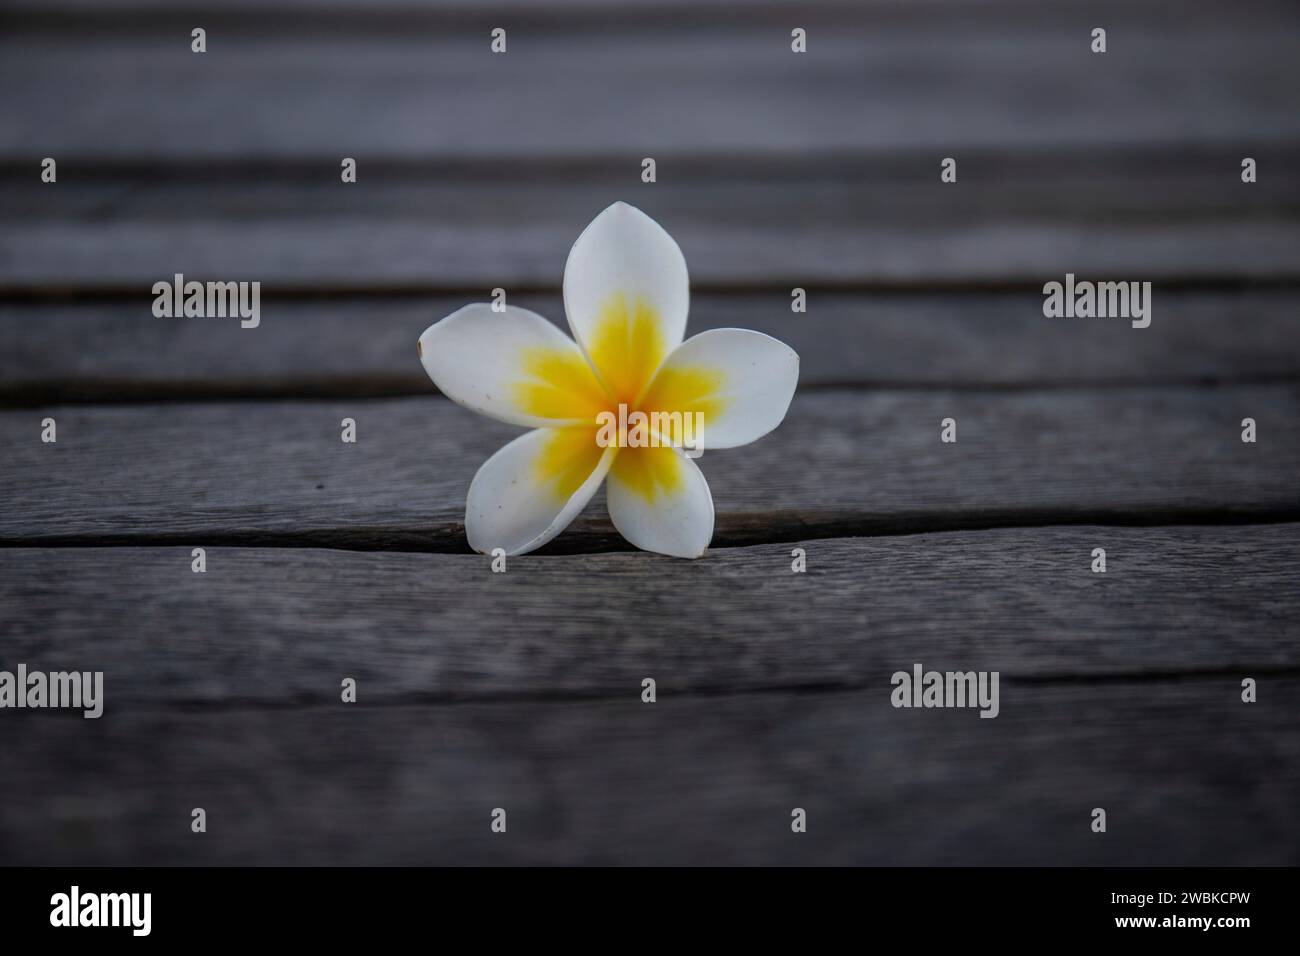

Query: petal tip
[597,200,655,227]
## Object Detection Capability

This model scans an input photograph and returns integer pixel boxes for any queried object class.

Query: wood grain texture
[2,528,1297,706]
[4,289,1300,403]
[0,678,1295,865]
[3,1,1298,161]
[3,386,1297,545]
[3,149,1299,291]
[1,0,1296,872]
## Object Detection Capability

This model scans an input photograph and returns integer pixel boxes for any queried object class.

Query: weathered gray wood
[2,386,1297,545]
[1,677,1295,865]
[3,1,1298,161]
[1,528,1296,705]
[3,149,1299,290]
[11,214,1295,291]
[9,149,1295,221]
[2,0,1294,873]
[4,289,1300,403]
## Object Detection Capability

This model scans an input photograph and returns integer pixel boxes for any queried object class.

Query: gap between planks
[4,511,1300,556]
[8,376,1300,410]
[43,665,1300,715]
[6,277,1300,302]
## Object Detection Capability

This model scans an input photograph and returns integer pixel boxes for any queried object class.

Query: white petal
[419,304,608,428]
[641,328,799,450]
[466,428,614,555]
[562,202,689,401]
[606,446,714,558]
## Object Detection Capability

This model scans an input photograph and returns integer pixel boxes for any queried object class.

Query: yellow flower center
[516,294,726,504]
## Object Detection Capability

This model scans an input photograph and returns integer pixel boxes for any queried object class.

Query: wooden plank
[3,2,1298,162]
[3,149,1298,291]
[2,386,1297,545]
[0,678,1295,864]
[10,212,1295,291]
[2,529,1296,705]
[4,289,1300,403]
[9,148,1296,220]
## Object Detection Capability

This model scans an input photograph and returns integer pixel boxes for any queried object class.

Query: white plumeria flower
[417,202,799,558]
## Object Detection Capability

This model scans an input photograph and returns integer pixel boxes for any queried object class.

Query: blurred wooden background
[1,0,1298,864]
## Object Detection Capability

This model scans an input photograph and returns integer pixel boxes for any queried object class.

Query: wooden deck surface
[1,0,1298,865]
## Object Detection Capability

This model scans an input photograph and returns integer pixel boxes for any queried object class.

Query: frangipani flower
[417,202,799,558]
